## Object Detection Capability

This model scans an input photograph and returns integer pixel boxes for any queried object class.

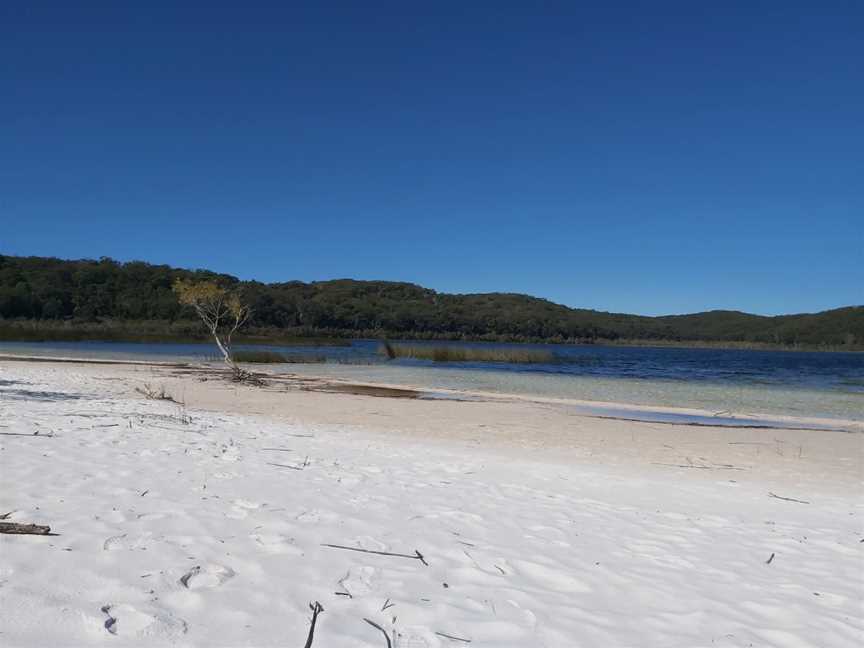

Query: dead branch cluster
[135,383,181,403]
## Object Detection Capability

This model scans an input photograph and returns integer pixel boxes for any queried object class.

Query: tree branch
[303,602,324,648]
[363,619,392,648]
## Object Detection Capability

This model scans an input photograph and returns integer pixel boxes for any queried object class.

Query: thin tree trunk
[210,328,238,373]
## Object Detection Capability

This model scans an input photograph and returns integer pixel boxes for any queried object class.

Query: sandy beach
[1,359,862,647]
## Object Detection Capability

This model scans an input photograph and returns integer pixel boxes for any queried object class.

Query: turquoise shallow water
[1,340,861,423]
[281,363,863,425]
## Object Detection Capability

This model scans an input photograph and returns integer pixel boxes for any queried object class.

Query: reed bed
[233,350,327,364]
[380,342,556,364]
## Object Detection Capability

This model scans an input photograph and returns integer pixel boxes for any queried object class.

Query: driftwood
[321,543,428,566]
[768,492,810,505]
[0,522,57,536]
[0,431,54,437]
[363,618,392,648]
[766,552,775,564]
[303,602,324,648]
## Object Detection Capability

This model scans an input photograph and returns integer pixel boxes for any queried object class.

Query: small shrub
[135,383,181,403]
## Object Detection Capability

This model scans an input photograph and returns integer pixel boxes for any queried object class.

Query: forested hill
[0,255,862,349]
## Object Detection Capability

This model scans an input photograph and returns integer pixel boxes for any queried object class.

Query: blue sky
[1,1,861,316]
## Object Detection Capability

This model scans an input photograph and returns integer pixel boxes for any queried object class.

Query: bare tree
[173,279,251,378]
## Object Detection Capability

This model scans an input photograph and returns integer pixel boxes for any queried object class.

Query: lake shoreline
[2,353,861,432]
[1,358,862,646]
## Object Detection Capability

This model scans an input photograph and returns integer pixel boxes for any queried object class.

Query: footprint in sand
[217,443,241,462]
[101,604,187,638]
[525,525,571,547]
[295,509,338,524]
[226,499,261,519]
[496,599,538,626]
[225,509,248,520]
[339,566,377,597]
[103,533,151,551]
[512,560,592,593]
[179,564,236,590]
[397,626,441,648]
[250,533,303,555]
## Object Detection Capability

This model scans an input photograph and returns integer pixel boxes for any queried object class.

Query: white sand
[1,361,862,647]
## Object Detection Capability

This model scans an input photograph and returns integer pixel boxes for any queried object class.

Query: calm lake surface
[2,340,862,422]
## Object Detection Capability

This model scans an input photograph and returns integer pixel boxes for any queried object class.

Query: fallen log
[0,522,58,536]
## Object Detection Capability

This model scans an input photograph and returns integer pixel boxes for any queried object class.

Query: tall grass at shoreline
[380,341,557,364]
[232,350,327,364]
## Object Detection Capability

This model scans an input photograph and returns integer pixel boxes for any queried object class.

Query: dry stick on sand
[0,431,54,437]
[768,492,811,505]
[321,544,429,566]
[303,602,324,648]
[651,462,746,471]
[335,572,352,598]
[267,462,304,471]
[766,552,776,565]
[0,522,58,536]
[435,631,472,643]
[363,618,392,648]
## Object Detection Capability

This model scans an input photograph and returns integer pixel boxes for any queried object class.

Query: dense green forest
[0,255,861,350]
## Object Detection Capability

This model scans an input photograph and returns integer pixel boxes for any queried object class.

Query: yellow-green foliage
[381,343,556,363]
[173,279,247,321]
[172,278,225,306]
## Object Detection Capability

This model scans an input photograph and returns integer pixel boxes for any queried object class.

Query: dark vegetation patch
[0,388,84,401]
[380,341,557,363]
[1,255,861,350]
[316,383,423,398]
[233,350,328,364]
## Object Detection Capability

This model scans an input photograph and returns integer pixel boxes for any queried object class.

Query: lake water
[1,339,862,424]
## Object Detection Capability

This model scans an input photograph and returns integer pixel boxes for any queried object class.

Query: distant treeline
[1,255,862,350]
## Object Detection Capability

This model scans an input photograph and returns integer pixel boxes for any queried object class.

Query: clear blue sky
[1,1,861,316]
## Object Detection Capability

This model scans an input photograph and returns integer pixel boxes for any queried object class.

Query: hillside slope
[1,255,861,348]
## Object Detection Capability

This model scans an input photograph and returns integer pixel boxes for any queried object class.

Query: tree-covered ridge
[0,255,861,349]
